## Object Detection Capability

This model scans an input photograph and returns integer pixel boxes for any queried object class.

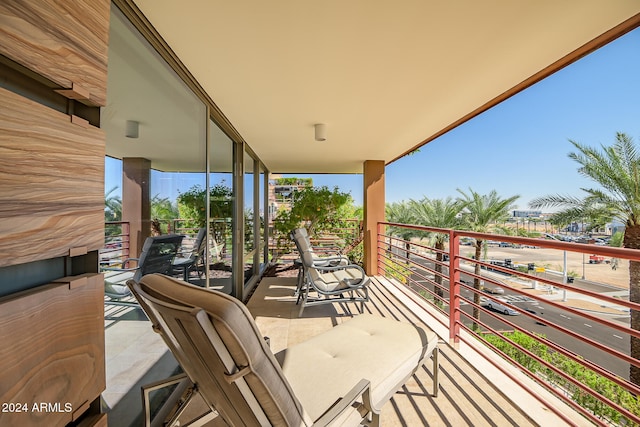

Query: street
[409,257,631,378]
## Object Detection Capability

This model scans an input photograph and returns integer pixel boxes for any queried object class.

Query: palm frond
[529,193,583,209]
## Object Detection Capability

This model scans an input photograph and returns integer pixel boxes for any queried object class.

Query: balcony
[103,221,640,426]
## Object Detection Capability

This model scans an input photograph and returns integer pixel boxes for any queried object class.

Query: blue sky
[107,28,640,211]
[288,28,640,209]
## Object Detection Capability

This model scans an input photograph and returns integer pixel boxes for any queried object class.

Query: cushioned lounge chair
[290,228,350,303]
[128,274,439,427]
[103,234,184,306]
[291,228,369,316]
[292,228,349,267]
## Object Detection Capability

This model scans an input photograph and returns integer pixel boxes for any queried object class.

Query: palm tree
[529,133,640,385]
[151,194,179,235]
[385,201,418,265]
[410,197,464,300]
[104,186,122,222]
[457,188,520,329]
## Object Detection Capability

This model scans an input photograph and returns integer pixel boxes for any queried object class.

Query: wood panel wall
[0,87,105,268]
[0,274,105,427]
[0,0,109,425]
[0,0,109,106]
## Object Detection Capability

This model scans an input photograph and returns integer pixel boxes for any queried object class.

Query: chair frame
[129,278,388,426]
[172,228,207,283]
[291,228,369,316]
[103,234,184,306]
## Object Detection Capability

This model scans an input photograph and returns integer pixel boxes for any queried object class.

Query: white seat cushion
[104,271,134,298]
[276,314,437,423]
[309,267,367,292]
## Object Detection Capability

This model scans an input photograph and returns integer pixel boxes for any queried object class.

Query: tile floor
[103,274,588,426]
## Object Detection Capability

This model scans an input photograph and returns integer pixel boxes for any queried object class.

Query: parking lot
[464,244,629,289]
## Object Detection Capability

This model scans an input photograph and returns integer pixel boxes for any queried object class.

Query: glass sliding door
[104,6,271,298]
[103,6,206,275]
[208,120,234,292]
[243,150,255,284]
[259,164,267,269]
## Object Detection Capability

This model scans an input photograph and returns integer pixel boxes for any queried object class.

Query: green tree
[386,201,419,265]
[544,196,613,235]
[529,133,640,385]
[410,197,464,299]
[104,186,122,222]
[457,188,519,328]
[177,183,233,228]
[274,177,313,186]
[104,186,122,240]
[150,194,179,235]
[274,185,351,236]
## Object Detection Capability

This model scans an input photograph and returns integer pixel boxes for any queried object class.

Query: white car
[486,298,519,315]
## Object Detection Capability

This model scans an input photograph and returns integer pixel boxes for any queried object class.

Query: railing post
[377,222,385,276]
[449,230,460,345]
[123,221,130,261]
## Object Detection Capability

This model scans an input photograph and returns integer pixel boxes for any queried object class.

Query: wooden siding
[0,274,105,427]
[0,0,109,106]
[0,87,105,268]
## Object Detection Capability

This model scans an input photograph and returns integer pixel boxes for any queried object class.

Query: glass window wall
[104,6,265,297]
[208,120,234,291]
[243,150,255,284]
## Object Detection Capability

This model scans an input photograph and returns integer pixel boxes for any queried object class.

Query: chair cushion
[172,256,194,267]
[104,271,135,298]
[276,314,437,423]
[309,266,367,292]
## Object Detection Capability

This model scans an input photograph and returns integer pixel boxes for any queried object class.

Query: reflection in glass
[244,151,255,283]
[259,164,266,268]
[104,7,207,284]
[208,120,234,291]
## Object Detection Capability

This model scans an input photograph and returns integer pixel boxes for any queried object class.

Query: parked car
[460,238,474,246]
[486,298,519,315]
[483,286,504,295]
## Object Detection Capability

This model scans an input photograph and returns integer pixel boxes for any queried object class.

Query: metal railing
[101,221,130,267]
[102,219,232,266]
[268,218,363,260]
[378,222,640,426]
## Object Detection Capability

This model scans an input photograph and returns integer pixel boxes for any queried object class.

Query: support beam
[122,157,151,258]
[232,143,244,300]
[363,160,385,275]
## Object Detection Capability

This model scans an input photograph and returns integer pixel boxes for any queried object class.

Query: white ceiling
[106,1,640,174]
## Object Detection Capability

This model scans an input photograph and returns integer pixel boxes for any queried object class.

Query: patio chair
[292,227,349,266]
[172,227,206,282]
[291,228,369,316]
[128,274,439,427]
[103,234,184,306]
[290,228,350,303]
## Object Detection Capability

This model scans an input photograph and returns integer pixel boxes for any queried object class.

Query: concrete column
[363,160,385,275]
[122,157,151,258]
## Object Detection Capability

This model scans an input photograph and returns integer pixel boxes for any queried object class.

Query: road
[409,258,631,378]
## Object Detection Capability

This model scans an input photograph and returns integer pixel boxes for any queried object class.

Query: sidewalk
[504,276,630,316]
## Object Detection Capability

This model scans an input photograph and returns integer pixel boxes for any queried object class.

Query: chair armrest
[312,379,373,427]
[312,263,365,274]
[312,246,342,255]
[102,266,139,272]
[311,264,369,288]
[107,257,138,267]
[312,255,349,266]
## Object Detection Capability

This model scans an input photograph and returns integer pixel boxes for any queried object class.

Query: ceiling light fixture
[126,120,139,138]
[314,123,327,142]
